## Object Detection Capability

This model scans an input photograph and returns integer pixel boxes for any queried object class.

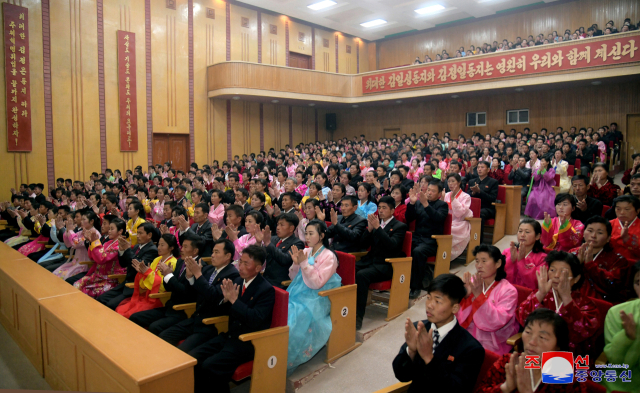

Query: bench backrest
[335,251,356,286]
[271,287,289,328]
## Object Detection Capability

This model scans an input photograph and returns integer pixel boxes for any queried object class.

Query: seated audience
[190,245,275,393]
[406,181,449,298]
[116,234,180,318]
[324,195,367,252]
[516,251,600,358]
[177,202,214,257]
[392,274,485,392]
[571,175,603,225]
[524,156,556,220]
[541,193,585,252]
[355,196,408,329]
[96,222,159,309]
[260,213,305,288]
[571,216,633,304]
[295,198,320,242]
[226,210,264,260]
[588,163,620,206]
[74,217,128,298]
[159,239,240,352]
[467,161,498,228]
[504,218,547,290]
[610,195,640,262]
[475,308,585,393]
[507,155,531,203]
[286,220,341,373]
[390,184,407,223]
[458,244,519,355]
[125,201,146,246]
[52,211,99,280]
[356,183,378,219]
[444,174,472,260]
[601,261,640,393]
[551,149,571,193]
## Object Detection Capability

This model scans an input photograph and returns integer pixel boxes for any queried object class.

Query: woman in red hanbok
[116,234,179,318]
[475,308,586,393]
[516,251,600,360]
[390,185,407,223]
[570,216,633,304]
[74,218,127,298]
[587,163,620,207]
[609,195,640,263]
[541,193,584,252]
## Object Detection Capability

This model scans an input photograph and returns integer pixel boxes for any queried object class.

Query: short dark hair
[571,174,589,186]
[226,204,244,219]
[614,194,640,210]
[215,238,236,261]
[523,308,570,351]
[378,196,396,210]
[277,213,299,229]
[554,193,576,208]
[545,251,584,290]
[242,244,267,265]
[139,222,156,235]
[194,202,210,214]
[342,195,358,207]
[426,273,467,304]
[182,233,205,255]
[428,180,443,193]
[472,244,507,281]
[478,161,491,169]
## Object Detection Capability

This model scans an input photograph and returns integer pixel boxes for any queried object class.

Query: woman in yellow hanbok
[126,201,146,246]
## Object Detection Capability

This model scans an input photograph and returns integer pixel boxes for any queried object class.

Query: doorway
[152,134,190,173]
[626,114,640,170]
[289,52,312,70]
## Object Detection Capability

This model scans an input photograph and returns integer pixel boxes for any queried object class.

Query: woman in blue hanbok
[286,220,341,374]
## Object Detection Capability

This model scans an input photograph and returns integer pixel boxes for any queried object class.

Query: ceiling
[237,0,560,41]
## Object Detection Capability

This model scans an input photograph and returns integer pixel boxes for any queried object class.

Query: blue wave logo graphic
[542,373,574,384]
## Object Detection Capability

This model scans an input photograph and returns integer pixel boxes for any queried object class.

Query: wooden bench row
[0,242,196,393]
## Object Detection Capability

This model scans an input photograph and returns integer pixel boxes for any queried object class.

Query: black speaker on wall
[326,113,337,131]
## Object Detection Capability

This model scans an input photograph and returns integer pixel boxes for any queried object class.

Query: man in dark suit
[177,202,214,257]
[355,196,409,330]
[129,233,204,334]
[159,238,240,353]
[392,274,484,392]
[222,173,239,204]
[212,205,247,241]
[467,161,499,230]
[464,156,479,185]
[406,180,449,298]
[508,156,532,203]
[259,213,305,288]
[570,175,604,225]
[97,222,159,310]
[326,195,367,252]
[191,245,275,393]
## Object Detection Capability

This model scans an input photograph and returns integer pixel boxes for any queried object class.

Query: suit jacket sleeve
[373,223,407,252]
[266,238,305,267]
[120,248,135,269]
[139,246,158,266]
[333,218,367,242]
[477,180,499,204]
[229,284,275,331]
[193,274,225,304]
[425,201,448,222]
[405,202,418,223]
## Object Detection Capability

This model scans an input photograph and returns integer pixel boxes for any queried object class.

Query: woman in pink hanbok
[226,211,264,260]
[503,218,547,290]
[457,244,519,355]
[444,174,472,260]
[207,190,226,229]
[18,203,55,256]
[406,159,423,182]
[541,193,584,252]
[524,156,556,220]
[74,217,127,298]
[53,211,101,280]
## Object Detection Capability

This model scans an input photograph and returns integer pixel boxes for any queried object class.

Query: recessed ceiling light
[591,81,601,85]
[414,5,445,15]
[451,94,459,98]
[309,103,316,107]
[352,104,359,108]
[360,19,387,28]
[396,100,403,104]
[515,87,524,92]
[232,96,241,100]
[271,100,279,103]
[307,0,336,11]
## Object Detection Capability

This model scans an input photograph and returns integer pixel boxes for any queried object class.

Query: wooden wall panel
[0,0,46,190]
[230,100,260,156]
[229,4,257,62]
[103,0,148,172]
[212,98,228,161]
[328,82,640,141]
[260,13,285,66]
[314,28,335,73]
[378,0,640,69]
[150,0,189,135]
[289,20,312,56]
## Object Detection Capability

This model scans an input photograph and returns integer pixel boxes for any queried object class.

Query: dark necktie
[135,246,140,255]
[208,269,218,285]
[433,330,440,350]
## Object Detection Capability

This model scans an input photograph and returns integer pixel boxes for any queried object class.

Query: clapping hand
[36,214,46,226]
[576,198,588,211]
[184,256,202,279]
[556,269,573,306]
[470,183,481,194]
[621,311,637,340]
[463,271,483,298]
[224,224,239,242]
[621,221,631,242]
[330,208,338,226]
[265,204,275,217]
[409,183,419,204]
[157,260,174,276]
[118,235,131,251]
[132,258,149,274]
[500,353,519,393]
[509,241,518,263]
[543,212,552,228]
[289,245,307,265]
[221,278,240,304]
[367,213,380,231]
[418,189,429,207]
[535,265,553,303]
[211,224,223,240]
[159,224,170,235]
[404,318,418,357]
[314,206,326,221]
[416,322,435,364]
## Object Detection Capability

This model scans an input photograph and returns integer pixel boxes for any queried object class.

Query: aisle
[0,323,51,390]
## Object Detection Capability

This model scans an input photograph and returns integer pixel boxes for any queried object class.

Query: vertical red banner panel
[3,3,32,152]
[117,30,138,151]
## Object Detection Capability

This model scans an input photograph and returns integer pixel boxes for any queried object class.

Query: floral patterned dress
[73,238,126,298]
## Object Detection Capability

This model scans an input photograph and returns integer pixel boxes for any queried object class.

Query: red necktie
[241,284,247,296]
[276,240,282,247]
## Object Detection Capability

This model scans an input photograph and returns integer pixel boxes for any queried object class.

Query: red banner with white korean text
[362,32,639,94]
[3,3,32,152]
[117,30,138,151]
